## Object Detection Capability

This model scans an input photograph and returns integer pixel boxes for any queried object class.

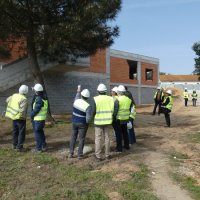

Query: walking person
[92,83,116,161]
[191,90,198,107]
[5,85,29,151]
[31,83,48,153]
[183,88,189,107]
[69,85,91,159]
[152,86,164,115]
[160,90,173,127]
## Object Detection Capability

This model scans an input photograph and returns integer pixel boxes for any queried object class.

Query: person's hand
[77,85,81,92]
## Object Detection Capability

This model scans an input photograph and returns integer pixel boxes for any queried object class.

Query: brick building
[0,48,159,114]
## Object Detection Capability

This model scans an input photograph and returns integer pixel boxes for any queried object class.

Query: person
[191,89,198,107]
[5,85,29,151]
[31,83,48,153]
[124,86,136,105]
[183,88,189,107]
[160,90,173,127]
[69,85,91,159]
[115,85,133,152]
[92,83,117,161]
[152,86,164,115]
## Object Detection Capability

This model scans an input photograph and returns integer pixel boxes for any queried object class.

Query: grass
[186,132,200,143]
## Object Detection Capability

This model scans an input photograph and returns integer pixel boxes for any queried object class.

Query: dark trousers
[192,99,197,107]
[69,123,88,157]
[184,98,188,106]
[115,120,129,151]
[13,120,26,149]
[153,100,161,114]
[127,118,136,144]
[32,120,46,151]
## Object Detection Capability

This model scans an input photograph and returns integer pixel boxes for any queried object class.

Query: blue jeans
[13,120,26,149]
[69,123,88,157]
[32,120,46,151]
[127,118,136,144]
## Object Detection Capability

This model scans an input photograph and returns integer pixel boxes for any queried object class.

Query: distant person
[183,88,189,107]
[152,86,164,115]
[5,85,29,151]
[191,89,198,107]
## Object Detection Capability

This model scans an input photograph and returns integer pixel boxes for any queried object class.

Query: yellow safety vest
[94,95,114,125]
[154,91,163,100]
[191,93,198,99]
[183,92,189,98]
[117,95,132,120]
[164,96,173,111]
[5,93,27,120]
[130,105,137,120]
[33,99,48,121]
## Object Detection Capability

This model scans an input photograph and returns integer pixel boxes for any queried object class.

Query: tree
[192,42,200,79]
[0,0,121,84]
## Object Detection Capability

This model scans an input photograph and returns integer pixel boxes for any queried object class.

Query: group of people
[183,88,198,107]
[5,83,48,153]
[69,84,136,161]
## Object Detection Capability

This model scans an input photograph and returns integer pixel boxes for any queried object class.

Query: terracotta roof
[160,75,200,82]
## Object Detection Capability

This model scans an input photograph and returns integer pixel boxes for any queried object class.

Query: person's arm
[19,98,28,119]
[91,98,96,118]
[74,92,81,101]
[6,96,12,103]
[113,99,119,118]
[162,97,170,106]
[30,96,44,118]
[86,105,92,124]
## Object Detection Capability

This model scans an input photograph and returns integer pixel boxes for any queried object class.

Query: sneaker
[31,149,42,154]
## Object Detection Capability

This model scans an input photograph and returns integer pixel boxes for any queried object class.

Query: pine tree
[192,42,200,79]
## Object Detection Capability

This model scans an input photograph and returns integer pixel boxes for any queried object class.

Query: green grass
[186,132,200,143]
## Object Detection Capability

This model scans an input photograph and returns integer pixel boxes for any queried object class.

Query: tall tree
[192,42,200,79]
[0,0,121,84]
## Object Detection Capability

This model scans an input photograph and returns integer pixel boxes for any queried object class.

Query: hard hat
[185,88,187,90]
[81,89,90,98]
[157,86,161,90]
[117,85,126,92]
[97,83,107,92]
[111,86,118,93]
[34,83,44,92]
[193,89,196,91]
[166,90,172,95]
[19,85,28,95]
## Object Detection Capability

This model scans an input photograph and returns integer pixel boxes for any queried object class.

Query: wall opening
[146,68,153,80]
[128,60,137,80]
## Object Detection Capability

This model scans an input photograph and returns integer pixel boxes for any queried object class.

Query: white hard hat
[97,83,107,92]
[111,86,118,93]
[185,88,187,90]
[117,85,126,92]
[157,86,161,90]
[81,89,90,98]
[19,85,28,95]
[166,90,172,95]
[34,83,44,92]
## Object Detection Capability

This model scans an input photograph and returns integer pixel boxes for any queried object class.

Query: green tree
[0,0,121,84]
[192,42,200,79]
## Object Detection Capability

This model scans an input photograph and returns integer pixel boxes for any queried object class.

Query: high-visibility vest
[117,95,132,120]
[154,91,163,100]
[183,92,189,98]
[5,93,27,120]
[94,95,114,125]
[164,96,173,111]
[33,98,48,121]
[130,105,136,120]
[72,99,90,124]
[191,93,198,99]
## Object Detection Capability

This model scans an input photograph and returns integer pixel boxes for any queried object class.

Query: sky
[111,0,200,75]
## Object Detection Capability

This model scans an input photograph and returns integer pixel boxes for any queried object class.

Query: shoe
[12,145,17,150]
[115,149,122,153]
[31,149,42,154]
[78,156,83,160]
[94,155,103,162]
[68,154,74,158]
[42,147,47,152]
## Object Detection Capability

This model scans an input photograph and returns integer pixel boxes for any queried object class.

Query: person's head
[117,85,126,95]
[19,85,28,95]
[33,83,43,95]
[166,89,172,96]
[97,83,107,95]
[193,89,196,93]
[111,86,118,96]
[124,86,128,91]
[157,86,161,90]
[185,88,187,91]
[81,89,90,100]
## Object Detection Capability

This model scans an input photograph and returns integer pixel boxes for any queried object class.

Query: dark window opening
[128,60,137,80]
[146,68,153,80]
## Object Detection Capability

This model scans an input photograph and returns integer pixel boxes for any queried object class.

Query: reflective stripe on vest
[192,93,198,99]
[33,99,48,121]
[117,96,132,120]
[183,92,189,98]
[5,93,27,120]
[94,95,114,125]
[164,96,173,110]
[72,99,90,123]
[130,105,136,120]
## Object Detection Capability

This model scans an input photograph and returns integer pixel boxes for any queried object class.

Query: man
[116,85,133,152]
[92,83,116,161]
[191,89,198,107]
[31,83,48,153]
[183,88,189,107]
[5,85,29,151]
[69,85,91,159]
[160,90,173,127]
[152,86,164,115]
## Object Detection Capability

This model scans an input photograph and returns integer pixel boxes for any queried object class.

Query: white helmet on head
[117,85,126,92]
[185,88,187,90]
[19,85,28,95]
[166,90,172,95]
[81,89,90,98]
[97,83,107,92]
[111,86,118,93]
[34,83,43,92]
[157,86,161,90]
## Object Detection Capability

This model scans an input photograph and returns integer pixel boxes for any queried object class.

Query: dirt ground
[0,97,200,200]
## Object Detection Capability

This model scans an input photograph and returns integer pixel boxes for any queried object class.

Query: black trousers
[184,98,188,106]
[153,101,161,114]
[160,107,171,127]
